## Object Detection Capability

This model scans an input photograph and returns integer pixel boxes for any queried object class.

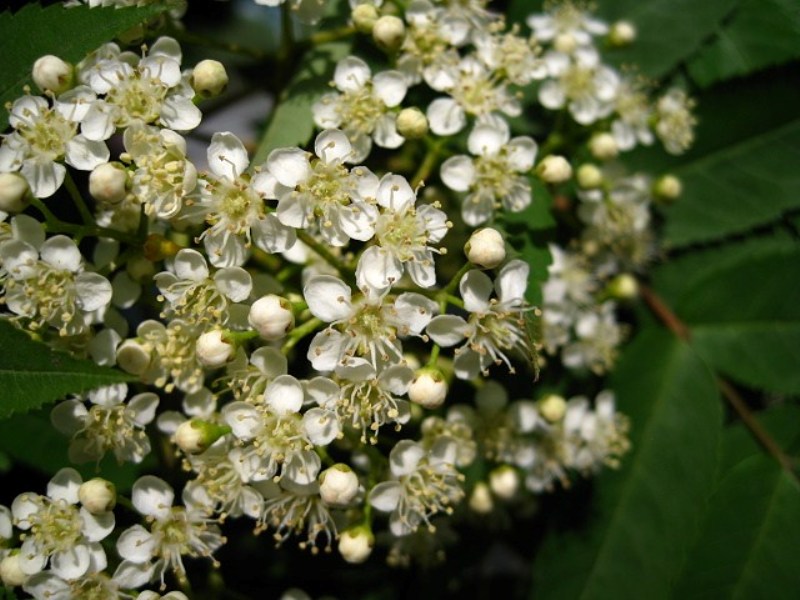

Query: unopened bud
[576,164,603,189]
[609,20,637,47]
[0,553,28,587]
[0,172,31,213]
[395,107,428,139]
[32,55,74,94]
[538,393,567,423]
[89,162,129,204]
[352,3,379,34]
[143,233,181,262]
[192,59,229,98]
[653,174,682,203]
[338,526,374,564]
[79,478,116,514]
[319,464,360,506]
[468,482,494,514]
[196,330,234,368]
[249,294,295,341]
[116,339,150,376]
[126,254,156,283]
[606,273,639,300]
[465,227,506,269]
[554,32,577,54]
[408,367,448,409]
[373,15,406,52]
[174,419,230,454]
[489,465,519,500]
[588,133,619,160]
[537,155,572,183]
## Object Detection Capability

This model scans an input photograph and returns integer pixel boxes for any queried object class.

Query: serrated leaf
[0,2,172,132]
[672,455,800,599]
[671,246,800,394]
[250,41,351,166]
[687,0,800,88]
[0,411,147,492]
[530,328,721,599]
[0,320,134,419]
[663,118,800,248]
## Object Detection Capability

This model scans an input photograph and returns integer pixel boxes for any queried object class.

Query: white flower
[610,78,654,152]
[0,92,108,198]
[655,88,696,155]
[267,129,379,247]
[313,57,408,162]
[256,479,337,550]
[526,3,608,49]
[427,260,533,379]
[356,173,449,289]
[11,469,114,580]
[154,248,252,326]
[473,29,545,86]
[226,346,289,403]
[1,234,112,336]
[369,439,463,536]
[440,117,537,225]
[116,476,224,585]
[50,383,158,464]
[78,38,201,140]
[304,275,437,371]
[562,302,625,374]
[182,132,296,267]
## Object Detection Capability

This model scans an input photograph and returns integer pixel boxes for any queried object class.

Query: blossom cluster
[0,0,695,595]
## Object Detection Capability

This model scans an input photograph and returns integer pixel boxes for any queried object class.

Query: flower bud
[609,20,637,47]
[538,393,567,423]
[32,55,74,94]
[606,273,639,300]
[0,553,28,587]
[395,107,428,139]
[408,367,448,409]
[249,294,295,341]
[465,227,506,269]
[79,478,117,514]
[468,482,494,514]
[143,234,182,262]
[89,162,129,204]
[0,172,31,213]
[175,419,230,454]
[372,15,406,52]
[489,465,519,500]
[537,155,573,183]
[196,330,234,368]
[653,174,682,203]
[116,339,150,376]
[319,464,360,506]
[554,32,577,54]
[338,526,374,564]
[126,254,156,283]
[192,59,229,98]
[588,132,619,161]
[576,164,603,189]
[352,3,379,34]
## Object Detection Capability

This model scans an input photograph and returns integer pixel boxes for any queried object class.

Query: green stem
[427,343,441,367]
[297,230,355,280]
[310,25,355,45]
[222,329,260,345]
[411,137,447,188]
[281,316,323,355]
[440,262,472,298]
[63,171,94,226]
[29,197,139,245]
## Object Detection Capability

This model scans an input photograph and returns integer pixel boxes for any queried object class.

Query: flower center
[17,107,75,161]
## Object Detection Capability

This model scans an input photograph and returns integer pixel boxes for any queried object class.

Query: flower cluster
[0,0,695,592]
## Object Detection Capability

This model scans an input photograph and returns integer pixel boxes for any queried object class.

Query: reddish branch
[640,284,796,475]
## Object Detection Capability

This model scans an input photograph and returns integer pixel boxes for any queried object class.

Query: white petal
[267,148,312,187]
[426,97,465,136]
[506,137,538,172]
[389,440,424,476]
[460,270,493,313]
[132,476,174,520]
[538,80,565,109]
[50,545,91,580]
[173,248,209,281]
[314,129,352,164]
[373,113,405,149]
[337,203,377,242]
[74,272,113,312]
[65,136,109,171]
[368,481,402,512]
[222,402,262,440]
[378,364,413,396]
[496,259,529,306]
[426,315,469,346]
[356,246,400,291]
[80,102,115,141]
[252,214,297,253]
[40,235,81,272]
[264,374,304,415]
[376,173,415,211]
[112,560,155,589]
[372,71,408,107]
[304,376,340,409]
[129,392,160,426]
[160,96,202,132]
[282,450,321,485]
[467,122,509,157]
[50,400,88,435]
[334,56,371,92]
[21,159,65,199]
[22,572,70,600]
[214,267,252,302]
[208,132,249,181]
[18,537,46,575]
[439,155,475,192]
[116,525,156,563]
[303,276,353,322]
[393,293,438,334]
[205,229,248,268]
[250,346,288,378]
[47,468,82,504]
[302,408,340,446]
[307,330,347,372]
[453,348,482,380]
[334,356,375,382]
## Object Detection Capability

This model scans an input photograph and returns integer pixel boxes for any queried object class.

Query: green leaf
[0,411,147,492]
[721,405,800,473]
[687,0,800,88]
[663,117,800,248]
[250,41,351,166]
[530,328,721,599]
[672,455,800,599]
[0,2,172,132]
[672,245,800,394]
[0,320,134,419]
